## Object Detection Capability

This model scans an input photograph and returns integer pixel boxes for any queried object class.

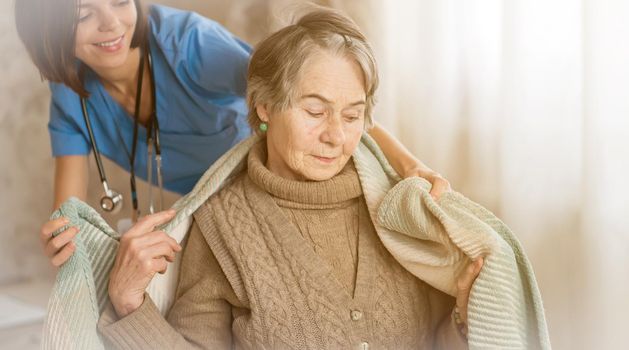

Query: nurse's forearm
[53,155,89,210]
[367,122,435,177]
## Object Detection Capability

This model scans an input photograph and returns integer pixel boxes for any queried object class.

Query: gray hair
[246,6,379,132]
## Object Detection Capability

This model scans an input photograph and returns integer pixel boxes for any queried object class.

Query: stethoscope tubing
[80,47,163,218]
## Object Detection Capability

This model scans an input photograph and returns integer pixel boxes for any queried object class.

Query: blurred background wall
[1,0,628,349]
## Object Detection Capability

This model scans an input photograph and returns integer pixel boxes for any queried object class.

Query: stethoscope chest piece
[100,182,123,214]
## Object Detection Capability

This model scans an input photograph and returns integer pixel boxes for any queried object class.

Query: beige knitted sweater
[98,142,467,349]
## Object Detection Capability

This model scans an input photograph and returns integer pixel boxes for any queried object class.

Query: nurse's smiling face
[74,0,138,71]
[257,50,367,182]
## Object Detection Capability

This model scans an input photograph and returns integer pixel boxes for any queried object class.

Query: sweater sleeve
[426,285,469,350]
[98,220,240,349]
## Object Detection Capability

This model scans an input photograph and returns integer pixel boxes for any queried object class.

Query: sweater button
[360,341,369,350]
[350,310,363,321]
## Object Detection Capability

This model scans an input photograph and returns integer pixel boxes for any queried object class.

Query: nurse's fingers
[50,241,76,267]
[40,217,70,243]
[428,176,452,200]
[44,226,79,258]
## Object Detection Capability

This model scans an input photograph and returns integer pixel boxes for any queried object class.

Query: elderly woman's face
[259,51,366,181]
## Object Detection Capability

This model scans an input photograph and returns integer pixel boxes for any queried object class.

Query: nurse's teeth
[96,36,122,47]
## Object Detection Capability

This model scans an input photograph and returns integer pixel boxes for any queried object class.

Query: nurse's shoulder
[49,81,82,114]
[147,4,252,97]
[48,81,84,134]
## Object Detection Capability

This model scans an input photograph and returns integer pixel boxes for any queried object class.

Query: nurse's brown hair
[15,0,148,97]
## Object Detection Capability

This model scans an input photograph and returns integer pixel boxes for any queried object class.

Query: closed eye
[306,110,325,118]
[78,13,93,22]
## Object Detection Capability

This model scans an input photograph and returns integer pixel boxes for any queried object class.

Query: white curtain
[367,0,629,349]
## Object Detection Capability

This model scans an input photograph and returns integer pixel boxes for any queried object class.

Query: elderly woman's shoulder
[193,170,258,236]
[197,170,254,219]
[211,170,249,202]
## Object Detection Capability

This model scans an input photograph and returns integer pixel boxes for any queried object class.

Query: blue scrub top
[48,5,252,195]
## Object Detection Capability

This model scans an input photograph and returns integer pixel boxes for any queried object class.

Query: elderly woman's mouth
[313,155,338,164]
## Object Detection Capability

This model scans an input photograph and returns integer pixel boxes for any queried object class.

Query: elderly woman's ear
[256,104,270,123]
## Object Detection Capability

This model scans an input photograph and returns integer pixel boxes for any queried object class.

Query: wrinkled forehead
[295,51,367,103]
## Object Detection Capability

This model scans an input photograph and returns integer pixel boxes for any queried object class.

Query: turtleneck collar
[247,140,363,206]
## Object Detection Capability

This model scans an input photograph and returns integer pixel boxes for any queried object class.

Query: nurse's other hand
[108,209,180,318]
[40,217,78,267]
[403,167,452,200]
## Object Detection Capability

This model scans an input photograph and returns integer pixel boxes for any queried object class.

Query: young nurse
[15,0,450,267]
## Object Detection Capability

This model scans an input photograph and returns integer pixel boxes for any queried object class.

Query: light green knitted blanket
[42,134,551,350]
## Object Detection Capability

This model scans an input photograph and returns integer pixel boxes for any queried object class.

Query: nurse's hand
[108,210,181,318]
[40,217,79,267]
[403,166,452,200]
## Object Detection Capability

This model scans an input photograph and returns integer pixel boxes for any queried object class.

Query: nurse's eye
[115,0,131,6]
[78,12,93,22]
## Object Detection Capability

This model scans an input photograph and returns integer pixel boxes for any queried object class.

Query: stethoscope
[80,47,163,221]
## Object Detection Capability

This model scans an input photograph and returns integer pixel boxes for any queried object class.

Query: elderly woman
[98,8,483,349]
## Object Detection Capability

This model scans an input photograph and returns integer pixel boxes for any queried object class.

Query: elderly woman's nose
[321,116,346,146]
[98,9,121,32]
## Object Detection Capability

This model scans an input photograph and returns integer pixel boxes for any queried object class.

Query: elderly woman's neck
[264,139,307,181]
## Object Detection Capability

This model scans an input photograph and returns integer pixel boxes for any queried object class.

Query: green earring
[259,122,268,132]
